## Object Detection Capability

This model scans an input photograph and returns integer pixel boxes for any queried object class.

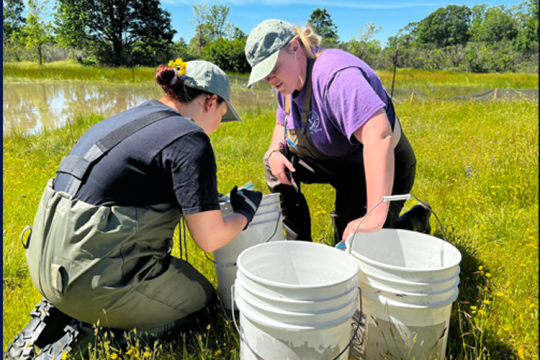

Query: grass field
[3,60,538,97]
[3,93,537,359]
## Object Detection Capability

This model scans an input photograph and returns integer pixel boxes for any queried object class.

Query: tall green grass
[4,61,538,95]
[3,99,538,359]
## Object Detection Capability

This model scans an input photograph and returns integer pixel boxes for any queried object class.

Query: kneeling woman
[7,60,262,359]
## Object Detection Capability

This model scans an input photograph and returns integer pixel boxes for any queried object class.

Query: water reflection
[3,82,276,135]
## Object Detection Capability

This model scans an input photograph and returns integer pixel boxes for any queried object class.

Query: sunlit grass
[4,61,538,97]
[3,98,538,359]
[377,68,538,97]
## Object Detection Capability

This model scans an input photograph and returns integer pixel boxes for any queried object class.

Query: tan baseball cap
[245,20,296,88]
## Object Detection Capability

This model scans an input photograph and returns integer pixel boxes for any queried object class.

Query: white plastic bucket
[239,312,353,360]
[214,193,284,310]
[357,265,461,294]
[348,229,462,360]
[237,276,358,313]
[234,241,359,360]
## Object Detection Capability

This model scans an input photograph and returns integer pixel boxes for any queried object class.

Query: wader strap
[284,50,324,122]
[57,110,179,196]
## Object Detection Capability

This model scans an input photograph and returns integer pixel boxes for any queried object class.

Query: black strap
[56,110,179,196]
[300,58,316,124]
[284,50,324,123]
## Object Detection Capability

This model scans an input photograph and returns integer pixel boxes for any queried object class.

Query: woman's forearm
[269,122,285,151]
[354,109,395,230]
[184,211,247,253]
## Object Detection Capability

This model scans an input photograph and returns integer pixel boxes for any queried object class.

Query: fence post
[493,88,498,100]
[410,89,415,103]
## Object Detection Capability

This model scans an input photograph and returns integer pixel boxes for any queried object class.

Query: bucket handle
[206,211,282,267]
[346,194,447,257]
[231,284,266,360]
[231,284,366,360]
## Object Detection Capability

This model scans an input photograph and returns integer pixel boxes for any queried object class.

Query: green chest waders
[25,110,216,330]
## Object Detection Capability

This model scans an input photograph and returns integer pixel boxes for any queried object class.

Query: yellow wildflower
[215,350,222,356]
[168,58,188,76]
[503,325,509,331]
[483,300,490,304]
[485,273,491,278]
[111,353,118,360]
[497,292,504,297]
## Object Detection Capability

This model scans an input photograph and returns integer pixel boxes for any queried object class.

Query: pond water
[3,82,277,135]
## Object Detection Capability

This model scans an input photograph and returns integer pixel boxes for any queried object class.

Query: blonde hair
[288,23,322,59]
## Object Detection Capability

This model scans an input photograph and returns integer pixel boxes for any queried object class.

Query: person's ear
[204,95,216,112]
[291,39,301,55]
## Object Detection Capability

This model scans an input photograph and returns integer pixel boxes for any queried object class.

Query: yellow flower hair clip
[168,58,187,78]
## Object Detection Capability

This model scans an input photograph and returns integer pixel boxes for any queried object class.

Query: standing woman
[6,60,262,359]
[245,20,429,243]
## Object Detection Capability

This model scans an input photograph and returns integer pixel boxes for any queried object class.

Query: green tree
[386,22,418,51]
[469,5,518,44]
[189,3,211,56]
[207,4,231,41]
[3,0,25,40]
[513,0,539,51]
[308,8,339,42]
[230,26,246,40]
[416,5,472,47]
[202,37,250,73]
[17,0,52,65]
[348,22,382,63]
[55,0,176,65]
[172,38,190,60]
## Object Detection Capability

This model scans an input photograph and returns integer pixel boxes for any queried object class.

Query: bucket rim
[348,229,462,273]
[358,266,461,287]
[238,275,358,304]
[236,271,358,301]
[362,286,459,309]
[235,279,358,315]
[236,296,357,331]
[359,278,460,297]
[237,241,359,289]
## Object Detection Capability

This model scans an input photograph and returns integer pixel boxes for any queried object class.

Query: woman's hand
[342,213,385,241]
[269,151,295,186]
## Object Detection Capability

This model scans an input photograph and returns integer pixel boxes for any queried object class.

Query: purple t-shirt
[276,49,396,164]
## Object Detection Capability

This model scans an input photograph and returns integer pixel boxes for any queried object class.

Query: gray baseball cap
[245,19,296,88]
[183,60,241,122]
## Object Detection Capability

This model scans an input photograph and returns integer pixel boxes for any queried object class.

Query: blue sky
[160,0,522,47]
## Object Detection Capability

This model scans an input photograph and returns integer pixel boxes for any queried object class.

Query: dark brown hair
[155,65,225,104]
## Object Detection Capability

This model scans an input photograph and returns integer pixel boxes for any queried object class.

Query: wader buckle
[20,225,32,249]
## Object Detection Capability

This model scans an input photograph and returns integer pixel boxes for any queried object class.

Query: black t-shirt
[54,100,220,215]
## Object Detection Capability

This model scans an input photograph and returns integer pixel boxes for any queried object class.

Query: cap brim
[247,50,279,88]
[221,100,242,123]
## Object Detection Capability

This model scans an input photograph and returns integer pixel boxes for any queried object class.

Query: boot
[397,202,432,234]
[4,298,95,360]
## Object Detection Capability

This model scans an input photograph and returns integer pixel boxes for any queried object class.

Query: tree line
[3,0,538,74]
